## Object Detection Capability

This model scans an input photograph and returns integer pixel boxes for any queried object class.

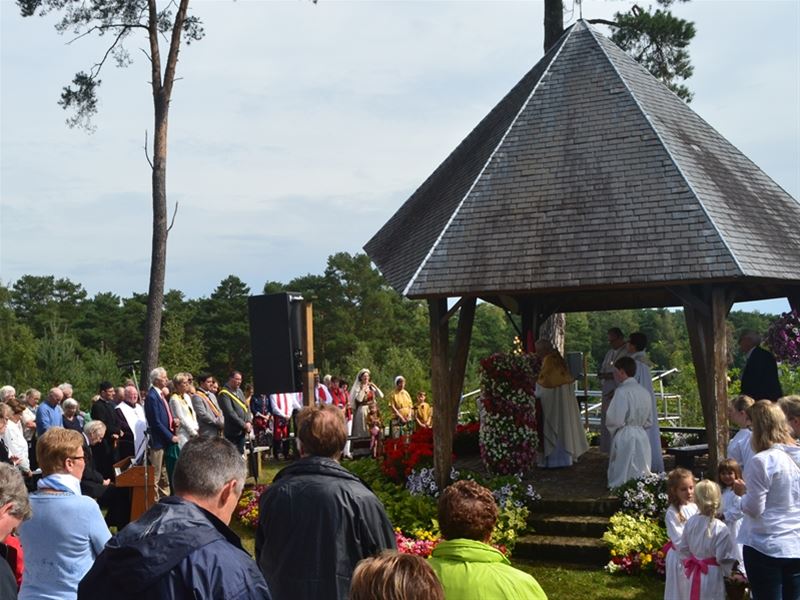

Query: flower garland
[478,352,538,475]
[767,309,800,365]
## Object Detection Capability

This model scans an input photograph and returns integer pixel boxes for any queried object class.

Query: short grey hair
[149,367,167,385]
[0,386,16,401]
[739,330,762,345]
[173,436,247,498]
[0,463,32,521]
[62,398,79,411]
[84,420,107,440]
[58,382,73,395]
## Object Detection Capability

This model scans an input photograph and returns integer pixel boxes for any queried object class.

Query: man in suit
[218,371,252,454]
[144,367,178,499]
[739,330,783,401]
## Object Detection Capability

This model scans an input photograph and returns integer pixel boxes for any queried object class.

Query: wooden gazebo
[365,21,800,487]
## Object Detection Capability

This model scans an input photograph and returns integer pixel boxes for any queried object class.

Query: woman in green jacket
[428,480,548,600]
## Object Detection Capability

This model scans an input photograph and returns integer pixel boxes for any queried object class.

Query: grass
[514,561,664,600]
[238,457,665,599]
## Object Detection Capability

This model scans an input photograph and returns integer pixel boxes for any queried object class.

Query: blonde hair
[667,468,694,521]
[350,551,444,600]
[730,394,755,414]
[36,427,85,476]
[749,400,793,453]
[779,395,800,421]
[694,480,721,537]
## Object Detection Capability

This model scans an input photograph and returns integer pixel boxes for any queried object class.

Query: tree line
[1,252,788,425]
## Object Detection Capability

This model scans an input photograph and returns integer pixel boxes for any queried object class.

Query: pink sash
[683,554,719,600]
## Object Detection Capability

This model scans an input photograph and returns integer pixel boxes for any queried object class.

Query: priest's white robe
[677,515,736,600]
[117,401,148,462]
[629,351,665,472]
[606,378,652,488]
[536,382,589,468]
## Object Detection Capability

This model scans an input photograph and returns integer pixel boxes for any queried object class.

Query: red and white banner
[269,392,304,419]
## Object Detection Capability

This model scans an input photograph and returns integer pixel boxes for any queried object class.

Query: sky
[1,0,798,315]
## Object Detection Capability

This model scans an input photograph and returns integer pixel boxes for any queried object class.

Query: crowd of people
[0,374,546,600]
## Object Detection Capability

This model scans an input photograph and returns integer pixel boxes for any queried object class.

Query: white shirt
[3,418,29,470]
[739,444,800,558]
[599,345,628,396]
[727,428,754,472]
[21,406,36,441]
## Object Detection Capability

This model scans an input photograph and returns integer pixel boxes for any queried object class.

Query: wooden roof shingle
[364,21,800,300]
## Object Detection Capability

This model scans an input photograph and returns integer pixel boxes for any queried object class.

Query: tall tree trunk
[142,98,169,381]
[140,0,189,380]
[544,0,564,53]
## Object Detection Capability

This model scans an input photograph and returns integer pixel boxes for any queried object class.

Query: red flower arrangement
[382,428,435,483]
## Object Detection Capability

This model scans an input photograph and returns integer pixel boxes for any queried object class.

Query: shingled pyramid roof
[364,20,800,305]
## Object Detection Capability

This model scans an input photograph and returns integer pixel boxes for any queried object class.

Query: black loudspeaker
[248,292,305,395]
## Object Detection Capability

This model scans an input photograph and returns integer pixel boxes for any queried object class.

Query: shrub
[603,512,668,576]
[613,472,669,520]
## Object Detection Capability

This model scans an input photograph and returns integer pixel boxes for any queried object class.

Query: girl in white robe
[678,480,736,600]
[664,468,698,600]
[727,395,755,472]
[606,375,652,488]
[718,458,746,577]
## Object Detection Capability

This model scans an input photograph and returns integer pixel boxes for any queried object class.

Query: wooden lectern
[113,457,156,522]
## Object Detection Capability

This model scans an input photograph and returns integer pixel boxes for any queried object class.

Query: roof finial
[578,0,583,20]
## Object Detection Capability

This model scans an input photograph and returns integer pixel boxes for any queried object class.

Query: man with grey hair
[144,367,178,499]
[78,437,271,600]
[739,329,783,401]
[0,463,32,598]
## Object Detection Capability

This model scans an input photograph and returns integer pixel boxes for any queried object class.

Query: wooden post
[789,292,800,313]
[708,287,731,478]
[683,286,732,480]
[429,297,476,491]
[429,299,451,491]
[302,301,315,407]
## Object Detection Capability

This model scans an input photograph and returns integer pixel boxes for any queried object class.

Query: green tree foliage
[608,0,696,101]
[1,262,793,429]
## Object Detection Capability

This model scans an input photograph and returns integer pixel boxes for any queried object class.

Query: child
[664,468,698,600]
[717,458,746,578]
[727,395,755,471]
[415,391,432,429]
[678,480,736,600]
[368,404,382,459]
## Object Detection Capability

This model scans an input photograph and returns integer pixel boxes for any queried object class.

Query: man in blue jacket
[144,367,177,499]
[78,436,271,600]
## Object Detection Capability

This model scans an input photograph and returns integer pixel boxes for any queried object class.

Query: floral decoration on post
[478,352,538,475]
[767,309,800,365]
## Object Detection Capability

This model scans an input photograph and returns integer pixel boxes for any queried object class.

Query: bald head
[47,387,64,407]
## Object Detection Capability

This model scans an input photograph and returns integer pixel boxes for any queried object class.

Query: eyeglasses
[68,455,86,462]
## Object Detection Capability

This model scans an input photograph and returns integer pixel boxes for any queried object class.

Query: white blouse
[727,428,754,472]
[739,444,800,558]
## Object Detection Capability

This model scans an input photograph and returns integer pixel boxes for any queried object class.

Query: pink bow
[661,541,673,555]
[683,554,719,600]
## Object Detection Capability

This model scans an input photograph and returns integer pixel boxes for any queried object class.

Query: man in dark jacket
[78,436,271,600]
[91,381,122,479]
[256,404,395,600]
[218,370,252,454]
[739,330,783,401]
[144,367,178,499]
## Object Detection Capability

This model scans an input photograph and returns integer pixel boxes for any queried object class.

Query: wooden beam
[668,286,711,317]
[429,298,453,491]
[441,297,466,326]
[707,286,733,479]
[449,297,477,423]
[789,292,800,313]
[302,301,315,407]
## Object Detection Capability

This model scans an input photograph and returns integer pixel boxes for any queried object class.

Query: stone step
[528,513,609,538]
[514,534,610,566]
[530,496,620,516]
